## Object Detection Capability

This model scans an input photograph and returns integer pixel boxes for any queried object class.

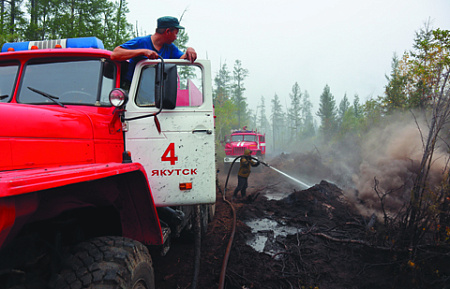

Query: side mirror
[155,63,177,109]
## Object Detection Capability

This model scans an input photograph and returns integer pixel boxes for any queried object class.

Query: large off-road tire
[53,236,155,289]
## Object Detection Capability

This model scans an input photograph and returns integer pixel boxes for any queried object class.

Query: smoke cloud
[351,113,447,216]
[277,112,447,218]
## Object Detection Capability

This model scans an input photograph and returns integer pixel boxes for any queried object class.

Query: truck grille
[233,147,245,155]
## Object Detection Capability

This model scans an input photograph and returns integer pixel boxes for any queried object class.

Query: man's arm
[111,46,160,61]
[250,158,260,167]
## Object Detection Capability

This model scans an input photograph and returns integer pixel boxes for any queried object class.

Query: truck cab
[0,37,215,288]
[223,128,266,168]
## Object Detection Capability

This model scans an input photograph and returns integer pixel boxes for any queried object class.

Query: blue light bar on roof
[67,37,104,49]
[1,37,104,52]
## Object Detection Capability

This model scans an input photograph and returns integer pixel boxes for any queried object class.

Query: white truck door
[125,59,215,207]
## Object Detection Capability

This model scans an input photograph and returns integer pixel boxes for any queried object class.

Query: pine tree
[301,90,315,138]
[316,84,337,142]
[257,95,269,134]
[353,94,362,118]
[232,59,248,128]
[213,62,231,106]
[271,93,284,152]
[338,93,350,125]
[383,54,408,112]
[287,82,302,142]
[213,62,237,141]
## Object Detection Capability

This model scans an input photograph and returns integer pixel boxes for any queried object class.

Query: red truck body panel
[0,103,123,171]
[0,45,163,250]
[1,163,134,197]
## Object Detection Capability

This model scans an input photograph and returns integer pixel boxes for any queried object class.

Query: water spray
[223,156,312,194]
[259,160,312,189]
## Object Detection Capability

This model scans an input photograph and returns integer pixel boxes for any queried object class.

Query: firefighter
[232,149,260,200]
[111,16,197,83]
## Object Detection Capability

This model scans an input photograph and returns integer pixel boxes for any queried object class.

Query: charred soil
[153,155,449,289]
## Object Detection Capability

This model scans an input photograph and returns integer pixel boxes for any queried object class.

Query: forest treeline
[213,26,450,164]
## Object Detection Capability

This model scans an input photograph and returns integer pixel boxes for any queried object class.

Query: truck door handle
[192,129,212,134]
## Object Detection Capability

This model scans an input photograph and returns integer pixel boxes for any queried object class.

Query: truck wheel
[53,236,155,289]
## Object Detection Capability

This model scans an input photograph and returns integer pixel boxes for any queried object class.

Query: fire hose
[216,155,312,287]
[218,155,269,289]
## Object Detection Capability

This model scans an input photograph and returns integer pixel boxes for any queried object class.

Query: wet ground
[152,154,449,289]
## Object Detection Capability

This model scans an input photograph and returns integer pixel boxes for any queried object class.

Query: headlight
[109,88,128,107]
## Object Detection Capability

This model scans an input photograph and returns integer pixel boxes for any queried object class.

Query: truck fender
[0,163,163,250]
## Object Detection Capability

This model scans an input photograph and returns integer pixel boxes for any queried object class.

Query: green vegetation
[0,0,133,50]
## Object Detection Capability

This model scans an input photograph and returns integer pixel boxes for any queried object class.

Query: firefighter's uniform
[233,149,260,199]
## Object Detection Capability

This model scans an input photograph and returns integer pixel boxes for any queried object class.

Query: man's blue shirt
[120,35,184,81]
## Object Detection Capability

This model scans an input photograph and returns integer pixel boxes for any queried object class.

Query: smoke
[351,113,447,216]
[268,111,448,218]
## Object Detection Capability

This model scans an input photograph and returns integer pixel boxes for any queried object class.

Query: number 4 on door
[161,143,178,165]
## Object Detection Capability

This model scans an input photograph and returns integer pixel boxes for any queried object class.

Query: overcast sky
[126,0,450,114]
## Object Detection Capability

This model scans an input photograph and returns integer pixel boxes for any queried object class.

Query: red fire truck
[223,127,266,170]
[0,37,215,288]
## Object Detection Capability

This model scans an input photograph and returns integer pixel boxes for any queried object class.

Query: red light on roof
[30,45,38,50]
[54,44,62,48]
[7,47,14,52]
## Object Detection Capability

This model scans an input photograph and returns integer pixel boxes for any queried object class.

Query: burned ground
[153,153,449,289]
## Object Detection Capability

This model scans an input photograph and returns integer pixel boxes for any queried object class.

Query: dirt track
[152,156,449,289]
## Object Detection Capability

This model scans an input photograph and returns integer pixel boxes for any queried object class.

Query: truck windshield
[243,135,256,142]
[231,134,257,142]
[0,61,19,103]
[231,135,243,142]
[18,59,114,105]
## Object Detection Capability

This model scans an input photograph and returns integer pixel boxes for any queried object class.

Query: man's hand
[142,49,160,59]
[183,47,197,63]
